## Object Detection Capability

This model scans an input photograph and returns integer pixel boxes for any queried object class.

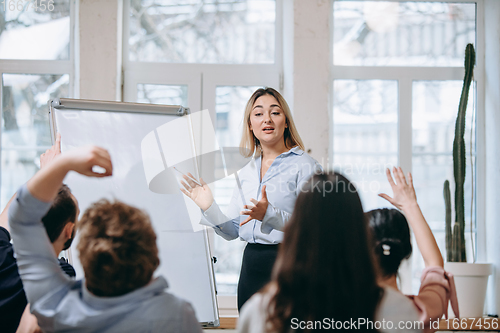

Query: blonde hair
[77,200,159,297]
[240,87,304,157]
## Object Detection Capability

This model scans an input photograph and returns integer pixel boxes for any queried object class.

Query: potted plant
[443,43,492,318]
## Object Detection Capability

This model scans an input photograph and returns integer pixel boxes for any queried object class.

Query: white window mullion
[122,0,131,69]
[122,68,137,103]
[398,78,413,172]
[274,0,284,71]
[398,78,413,294]
[69,0,77,98]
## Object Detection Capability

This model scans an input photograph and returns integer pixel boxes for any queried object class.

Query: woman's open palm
[180,173,214,211]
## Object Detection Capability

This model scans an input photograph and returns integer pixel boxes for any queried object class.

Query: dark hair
[42,184,77,243]
[265,172,383,333]
[77,200,160,297]
[366,208,412,278]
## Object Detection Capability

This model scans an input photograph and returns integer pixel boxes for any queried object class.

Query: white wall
[484,0,500,316]
[79,0,122,101]
[288,0,331,164]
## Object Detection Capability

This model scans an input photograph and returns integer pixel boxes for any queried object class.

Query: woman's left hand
[240,185,269,226]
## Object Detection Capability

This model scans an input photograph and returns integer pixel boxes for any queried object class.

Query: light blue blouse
[200,146,322,244]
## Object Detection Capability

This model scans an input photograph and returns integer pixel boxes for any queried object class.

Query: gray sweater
[9,184,202,333]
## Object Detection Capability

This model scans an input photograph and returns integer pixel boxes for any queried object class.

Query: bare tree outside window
[333,1,475,66]
[1,74,69,208]
[129,0,275,63]
[0,2,71,209]
[0,0,70,60]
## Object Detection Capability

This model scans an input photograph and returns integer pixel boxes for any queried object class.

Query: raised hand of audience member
[379,167,443,268]
[378,167,417,211]
[40,133,61,169]
[27,145,113,203]
[58,146,113,178]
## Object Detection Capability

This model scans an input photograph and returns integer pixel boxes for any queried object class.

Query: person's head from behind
[77,200,159,297]
[366,208,412,279]
[240,87,304,157]
[266,172,382,332]
[42,184,78,252]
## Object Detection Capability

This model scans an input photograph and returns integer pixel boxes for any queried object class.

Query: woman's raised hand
[180,173,214,211]
[379,168,444,268]
[378,167,418,211]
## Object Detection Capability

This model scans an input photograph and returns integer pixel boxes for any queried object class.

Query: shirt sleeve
[260,202,291,234]
[8,184,72,306]
[238,293,268,333]
[407,266,459,323]
[199,184,241,241]
[260,160,323,234]
[0,226,10,242]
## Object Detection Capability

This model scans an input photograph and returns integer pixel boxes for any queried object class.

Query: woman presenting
[180,87,321,310]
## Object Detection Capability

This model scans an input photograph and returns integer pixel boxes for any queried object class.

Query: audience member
[9,145,201,333]
[369,167,459,332]
[0,135,77,333]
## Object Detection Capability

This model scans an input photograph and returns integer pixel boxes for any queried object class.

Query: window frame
[331,0,486,293]
[0,0,77,209]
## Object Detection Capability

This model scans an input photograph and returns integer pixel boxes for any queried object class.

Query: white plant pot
[444,262,493,318]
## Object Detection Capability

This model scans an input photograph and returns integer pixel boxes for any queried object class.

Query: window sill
[205,315,237,329]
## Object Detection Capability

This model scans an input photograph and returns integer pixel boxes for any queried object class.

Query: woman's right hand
[379,167,444,268]
[180,173,214,211]
[378,167,418,211]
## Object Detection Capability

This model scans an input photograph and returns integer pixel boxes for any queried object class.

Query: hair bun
[367,208,413,278]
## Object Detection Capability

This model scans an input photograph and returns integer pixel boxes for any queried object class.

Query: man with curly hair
[8,144,201,333]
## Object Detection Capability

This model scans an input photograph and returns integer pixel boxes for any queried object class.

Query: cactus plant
[443,43,475,262]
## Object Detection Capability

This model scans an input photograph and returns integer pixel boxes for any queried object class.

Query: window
[0,0,75,209]
[123,1,282,307]
[129,0,276,64]
[332,0,482,293]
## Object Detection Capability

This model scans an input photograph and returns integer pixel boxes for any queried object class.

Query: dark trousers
[237,243,279,311]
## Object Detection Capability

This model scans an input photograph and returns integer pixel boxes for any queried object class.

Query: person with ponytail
[368,167,459,332]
